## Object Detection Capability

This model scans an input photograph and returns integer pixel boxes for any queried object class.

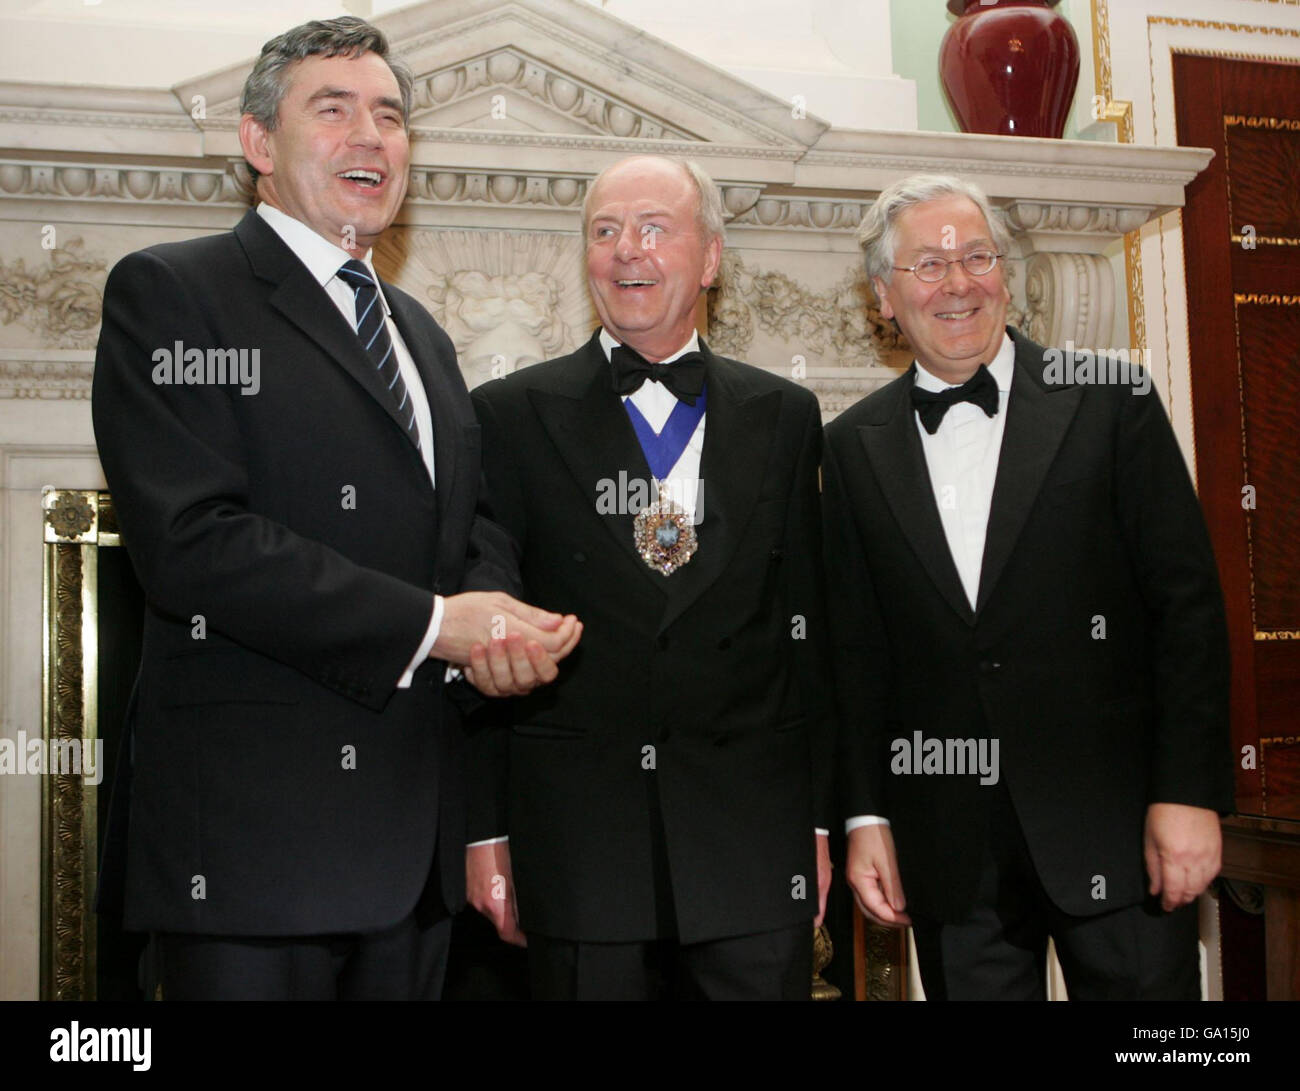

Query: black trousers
[147,912,453,1001]
[527,924,812,1001]
[910,781,1200,1001]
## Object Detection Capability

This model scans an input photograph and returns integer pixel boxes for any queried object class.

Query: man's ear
[700,233,724,289]
[872,275,894,320]
[239,114,274,179]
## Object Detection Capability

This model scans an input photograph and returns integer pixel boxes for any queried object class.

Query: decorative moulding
[0,0,1217,401]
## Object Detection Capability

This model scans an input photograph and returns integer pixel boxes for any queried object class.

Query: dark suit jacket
[822,327,1232,924]
[92,209,518,936]
[470,333,834,944]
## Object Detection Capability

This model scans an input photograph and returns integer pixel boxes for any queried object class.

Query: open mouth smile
[337,168,385,189]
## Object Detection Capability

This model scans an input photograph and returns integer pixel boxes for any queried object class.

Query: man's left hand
[464,629,580,697]
[815,833,832,928]
[1144,802,1222,912]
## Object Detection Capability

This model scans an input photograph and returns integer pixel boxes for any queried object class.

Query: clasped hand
[432,591,582,697]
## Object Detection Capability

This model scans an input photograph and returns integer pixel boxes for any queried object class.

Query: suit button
[657,635,669,651]
[717,637,732,650]
[979,660,1002,674]
[573,551,586,563]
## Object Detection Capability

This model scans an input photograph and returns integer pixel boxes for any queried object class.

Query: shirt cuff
[845,815,890,834]
[467,835,509,847]
[397,594,444,689]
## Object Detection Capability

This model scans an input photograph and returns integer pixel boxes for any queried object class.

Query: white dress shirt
[600,327,706,518]
[845,334,1016,835]
[256,203,442,689]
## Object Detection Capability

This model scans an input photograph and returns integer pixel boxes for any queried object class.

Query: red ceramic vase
[939,0,1081,138]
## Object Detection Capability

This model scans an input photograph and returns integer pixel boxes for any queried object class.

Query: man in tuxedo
[823,174,1232,1000]
[92,16,579,1000]
[465,155,834,999]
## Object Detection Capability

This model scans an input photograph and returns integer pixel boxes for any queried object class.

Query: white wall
[0,0,917,129]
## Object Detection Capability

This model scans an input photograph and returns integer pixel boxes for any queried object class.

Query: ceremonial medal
[621,374,706,577]
[634,481,697,576]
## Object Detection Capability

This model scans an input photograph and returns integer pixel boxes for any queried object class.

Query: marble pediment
[176,0,828,175]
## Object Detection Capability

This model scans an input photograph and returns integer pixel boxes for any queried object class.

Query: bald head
[583,156,725,246]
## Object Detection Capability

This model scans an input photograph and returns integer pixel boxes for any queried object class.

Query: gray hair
[582,156,727,245]
[240,16,414,184]
[857,174,1011,283]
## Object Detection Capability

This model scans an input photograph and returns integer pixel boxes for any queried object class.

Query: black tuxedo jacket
[822,327,1232,923]
[470,333,834,944]
[92,209,518,936]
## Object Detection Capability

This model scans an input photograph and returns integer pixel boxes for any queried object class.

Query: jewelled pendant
[633,481,697,576]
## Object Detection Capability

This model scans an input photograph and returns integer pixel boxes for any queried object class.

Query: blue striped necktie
[337,259,420,450]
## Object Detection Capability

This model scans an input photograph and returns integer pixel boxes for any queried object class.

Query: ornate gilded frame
[40,488,116,1000]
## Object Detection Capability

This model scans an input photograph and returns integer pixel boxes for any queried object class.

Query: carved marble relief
[708,252,905,366]
[0,238,105,349]
[408,49,697,141]
[377,229,597,390]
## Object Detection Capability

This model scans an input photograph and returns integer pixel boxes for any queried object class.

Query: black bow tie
[610,344,707,406]
[909,364,1000,435]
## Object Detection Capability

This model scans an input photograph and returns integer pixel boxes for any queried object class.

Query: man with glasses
[822,174,1231,999]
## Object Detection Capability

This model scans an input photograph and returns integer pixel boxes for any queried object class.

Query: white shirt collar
[256,203,387,313]
[913,332,1015,394]
[598,327,700,364]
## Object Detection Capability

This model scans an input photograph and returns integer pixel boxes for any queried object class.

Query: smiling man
[92,17,579,1000]
[465,155,835,999]
[823,174,1232,999]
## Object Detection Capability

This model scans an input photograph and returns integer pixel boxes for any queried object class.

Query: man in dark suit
[91,16,579,1000]
[466,155,834,999]
[823,174,1232,1000]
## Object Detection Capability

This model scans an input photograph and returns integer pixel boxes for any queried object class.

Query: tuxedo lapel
[858,367,974,626]
[975,332,1083,612]
[234,212,428,482]
[528,335,665,592]
[657,347,779,634]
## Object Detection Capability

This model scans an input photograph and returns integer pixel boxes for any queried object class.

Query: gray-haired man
[823,174,1232,999]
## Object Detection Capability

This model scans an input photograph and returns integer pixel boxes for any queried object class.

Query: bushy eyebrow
[306,87,404,114]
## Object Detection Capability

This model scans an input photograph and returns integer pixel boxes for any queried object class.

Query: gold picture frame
[40,488,119,1000]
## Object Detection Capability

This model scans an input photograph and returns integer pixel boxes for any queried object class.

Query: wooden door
[1175,53,1300,1001]
[1175,54,1300,818]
